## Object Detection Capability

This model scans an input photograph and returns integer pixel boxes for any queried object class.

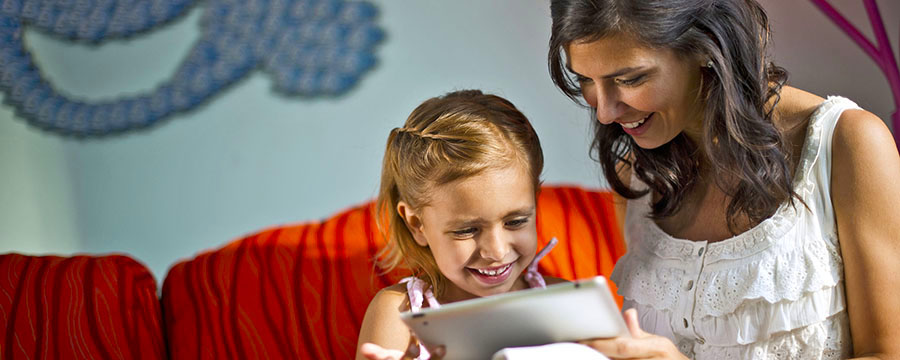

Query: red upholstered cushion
[0,253,165,360]
[161,185,625,360]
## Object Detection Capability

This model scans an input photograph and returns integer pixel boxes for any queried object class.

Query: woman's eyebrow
[566,64,645,79]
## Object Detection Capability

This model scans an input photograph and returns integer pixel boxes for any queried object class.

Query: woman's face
[566,33,706,149]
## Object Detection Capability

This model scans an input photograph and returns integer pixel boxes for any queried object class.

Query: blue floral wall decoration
[0,0,384,137]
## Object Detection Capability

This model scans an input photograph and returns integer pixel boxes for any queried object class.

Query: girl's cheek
[455,242,477,263]
[515,233,538,257]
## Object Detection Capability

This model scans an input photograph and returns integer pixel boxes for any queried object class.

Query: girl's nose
[479,230,510,262]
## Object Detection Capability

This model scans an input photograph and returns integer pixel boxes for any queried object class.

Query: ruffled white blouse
[611,97,859,359]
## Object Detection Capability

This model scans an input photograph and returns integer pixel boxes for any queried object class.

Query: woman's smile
[620,112,654,135]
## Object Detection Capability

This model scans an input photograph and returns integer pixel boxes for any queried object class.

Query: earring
[706,60,714,68]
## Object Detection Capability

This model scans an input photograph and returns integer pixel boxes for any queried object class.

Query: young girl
[355,90,565,360]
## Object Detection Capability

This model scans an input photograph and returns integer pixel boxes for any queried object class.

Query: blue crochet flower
[0,0,384,136]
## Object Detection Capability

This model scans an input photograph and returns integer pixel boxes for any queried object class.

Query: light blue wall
[4,1,598,280]
[0,98,79,255]
[1,0,897,281]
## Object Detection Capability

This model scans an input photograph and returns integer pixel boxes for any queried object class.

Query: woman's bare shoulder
[832,108,894,162]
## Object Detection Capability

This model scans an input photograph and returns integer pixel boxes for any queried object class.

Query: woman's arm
[356,284,415,360]
[832,109,900,360]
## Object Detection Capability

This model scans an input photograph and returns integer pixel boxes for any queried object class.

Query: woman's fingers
[579,337,653,358]
[580,336,682,359]
[578,308,686,359]
[623,308,647,338]
[360,343,406,360]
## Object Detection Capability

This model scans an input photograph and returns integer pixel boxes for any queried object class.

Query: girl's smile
[467,262,516,285]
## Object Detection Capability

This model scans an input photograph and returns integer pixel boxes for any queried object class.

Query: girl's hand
[359,342,406,360]
[579,309,688,360]
[359,335,446,360]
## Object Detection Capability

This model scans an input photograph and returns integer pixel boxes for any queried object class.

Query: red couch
[1,186,625,359]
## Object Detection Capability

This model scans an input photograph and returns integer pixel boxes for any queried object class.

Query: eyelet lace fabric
[611,97,860,359]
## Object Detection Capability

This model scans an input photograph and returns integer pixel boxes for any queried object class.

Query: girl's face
[399,162,538,302]
[566,32,706,149]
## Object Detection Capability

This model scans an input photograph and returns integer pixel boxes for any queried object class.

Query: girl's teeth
[476,264,509,276]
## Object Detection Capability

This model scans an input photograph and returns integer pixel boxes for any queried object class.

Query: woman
[548,0,900,358]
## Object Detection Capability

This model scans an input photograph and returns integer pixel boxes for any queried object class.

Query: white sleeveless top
[611,97,859,359]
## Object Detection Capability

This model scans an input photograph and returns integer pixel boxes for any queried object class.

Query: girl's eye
[616,75,645,86]
[452,228,478,237]
[505,218,529,228]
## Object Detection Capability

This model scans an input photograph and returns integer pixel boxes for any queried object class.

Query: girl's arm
[356,284,415,360]
[832,109,900,360]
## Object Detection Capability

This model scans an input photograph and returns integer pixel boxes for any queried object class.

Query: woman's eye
[616,75,645,86]
[575,74,593,84]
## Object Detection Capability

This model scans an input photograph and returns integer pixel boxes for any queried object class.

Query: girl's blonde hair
[376,90,544,297]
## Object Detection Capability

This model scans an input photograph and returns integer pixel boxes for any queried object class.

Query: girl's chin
[443,276,522,302]
[470,273,528,296]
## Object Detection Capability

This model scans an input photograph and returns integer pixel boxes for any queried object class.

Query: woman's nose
[591,86,626,125]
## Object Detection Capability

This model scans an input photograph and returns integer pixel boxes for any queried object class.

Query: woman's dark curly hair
[548,0,795,233]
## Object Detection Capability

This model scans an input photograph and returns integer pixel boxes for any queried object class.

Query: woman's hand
[579,309,688,360]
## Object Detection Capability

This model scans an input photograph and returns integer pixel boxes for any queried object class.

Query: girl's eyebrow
[506,207,536,217]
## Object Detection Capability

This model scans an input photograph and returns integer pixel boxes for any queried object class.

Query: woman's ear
[397,201,429,247]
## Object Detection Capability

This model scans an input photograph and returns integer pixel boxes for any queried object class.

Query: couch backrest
[0,254,166,360]
[161,185,625,360]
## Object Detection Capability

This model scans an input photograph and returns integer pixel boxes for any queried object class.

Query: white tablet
[399,276,627,360]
